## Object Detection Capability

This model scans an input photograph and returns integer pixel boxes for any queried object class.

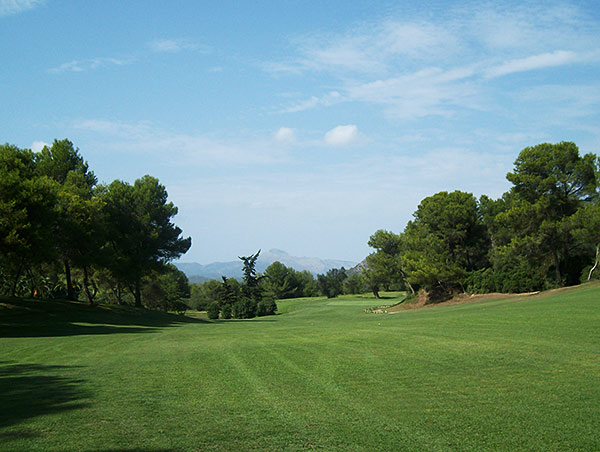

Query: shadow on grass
[0,298,208,338]
[0,362,90,438]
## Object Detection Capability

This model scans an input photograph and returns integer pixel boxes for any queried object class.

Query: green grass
[1,285,599,451]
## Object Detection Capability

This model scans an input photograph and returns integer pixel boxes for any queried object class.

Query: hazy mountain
[176,249,357,280]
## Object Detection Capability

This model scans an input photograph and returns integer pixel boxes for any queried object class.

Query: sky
[2,0,600,264]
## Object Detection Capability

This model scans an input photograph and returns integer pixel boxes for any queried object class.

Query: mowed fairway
[1,285,599,452]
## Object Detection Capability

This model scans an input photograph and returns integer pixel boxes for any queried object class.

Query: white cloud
[485,50,579,78]
[0,0,42,17]
[344,66,480,119]
[273,127,296,144]
[48,57,130,74]
[31,140,49,152]
[324,125,359,146]
[148,39,209,53]
[280,91,342,113]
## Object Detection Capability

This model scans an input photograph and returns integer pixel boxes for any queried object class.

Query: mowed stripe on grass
[1,284,599,451]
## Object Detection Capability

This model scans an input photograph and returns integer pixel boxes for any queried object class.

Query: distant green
[1,284,599,451]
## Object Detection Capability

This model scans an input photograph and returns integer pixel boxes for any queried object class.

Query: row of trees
[364,142,600,301]
[189,262,370,309]
[0,139,191,309]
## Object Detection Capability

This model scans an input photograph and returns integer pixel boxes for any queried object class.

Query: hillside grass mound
[1,284,599,451]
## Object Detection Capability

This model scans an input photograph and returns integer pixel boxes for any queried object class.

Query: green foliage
[232,297,257,319]
[141,264,191,312]
[0,139,191,309]
[189,279,222,310]
[262,261,317,299]
[239,250,263,303]
[317,267,347,298]
[218,276,240,306]
[102,175,191,307]
[207,301,220,319]
[364,230,403,297]
[371,143,599,296]
[221,303,232,319]
[256,298,277,316]
[343,272,367,294]
[502,142,598,285]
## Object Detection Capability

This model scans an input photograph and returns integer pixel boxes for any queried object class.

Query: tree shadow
[0,298,208,338]
[0,362,90,439]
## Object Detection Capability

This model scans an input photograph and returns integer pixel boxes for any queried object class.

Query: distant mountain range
[175,249,358,281]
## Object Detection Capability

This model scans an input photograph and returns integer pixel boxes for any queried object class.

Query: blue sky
[2,0,600,264]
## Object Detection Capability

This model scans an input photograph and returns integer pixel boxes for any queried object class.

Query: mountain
[175,249,357,281]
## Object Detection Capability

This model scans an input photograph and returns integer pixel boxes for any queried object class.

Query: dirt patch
[386,290,539,313]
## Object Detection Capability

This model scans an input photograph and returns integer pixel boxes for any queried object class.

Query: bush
[221,303,232,319]
[257,299,277,316]
[207,301,220,319]
[232,298,257,319]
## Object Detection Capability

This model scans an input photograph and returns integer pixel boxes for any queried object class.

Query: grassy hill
[1,284,599,451]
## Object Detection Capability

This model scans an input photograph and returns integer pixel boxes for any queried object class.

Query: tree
[0,144,57,296]
[142,264,191,312]
[232,250,277,318]
[103,176,191,307]
[398,191,490,298]
[34,139,98,301]
[571,203,600,280]
[503,142,598,285]
[262,261,311,299]
[343,272,367,295]
[364,230,411,298]
[317,267,347,298]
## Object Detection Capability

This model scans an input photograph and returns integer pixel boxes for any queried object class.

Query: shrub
[221,303,232,319]
[232,298,257,319]
[207,301,220,320]
[257,299,277,316]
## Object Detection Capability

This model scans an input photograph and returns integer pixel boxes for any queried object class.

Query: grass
[1,285,599,451]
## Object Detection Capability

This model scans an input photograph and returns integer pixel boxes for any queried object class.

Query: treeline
[364,142,600,302]
[189,261,369,309]
[0,139,191,310]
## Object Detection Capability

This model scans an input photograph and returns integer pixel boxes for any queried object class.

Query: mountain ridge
[175,249,358,280]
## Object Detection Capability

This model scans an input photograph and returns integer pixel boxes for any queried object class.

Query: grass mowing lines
[1,286,600,451]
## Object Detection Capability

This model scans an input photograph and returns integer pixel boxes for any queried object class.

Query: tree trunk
[400,270,415,295]
[134,278,142,308]
[372,284,380,299]
[588,244,599,281]
[82,266,95,305]
[64,259,75,300]
[552,247,561,283]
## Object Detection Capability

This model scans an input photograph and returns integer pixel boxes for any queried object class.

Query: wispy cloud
[271,3,600,120]
[267,20,458,75]
[0,0,43,17]
[148,38,210,54]
[72,118,288,167]
[279,91,342,113]
[48,57,131,74]
[485,50,579,78]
